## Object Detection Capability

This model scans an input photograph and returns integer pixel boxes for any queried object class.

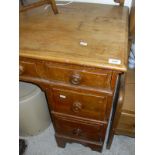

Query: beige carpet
[22,123,135,155]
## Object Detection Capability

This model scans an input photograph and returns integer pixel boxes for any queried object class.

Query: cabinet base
[55,134,103,152]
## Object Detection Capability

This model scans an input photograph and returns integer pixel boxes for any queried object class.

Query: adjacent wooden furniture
[20,3,129,152]
[20,0,58,14]
[115,69,135,136]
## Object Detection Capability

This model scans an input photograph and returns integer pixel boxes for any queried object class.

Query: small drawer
[53,114,107,143]
[51,88,109,121]
[19,60,39,77]
[44,62,112,89]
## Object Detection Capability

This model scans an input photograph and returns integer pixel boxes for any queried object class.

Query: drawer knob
[72,128,82,136]
[72,101,82,113]
[70,73,81,85]
[19,65,24,75]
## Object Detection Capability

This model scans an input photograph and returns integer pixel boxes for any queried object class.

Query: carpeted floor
[22,123,135,155]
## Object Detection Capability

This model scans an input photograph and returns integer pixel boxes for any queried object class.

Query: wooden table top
[20,3,129,72]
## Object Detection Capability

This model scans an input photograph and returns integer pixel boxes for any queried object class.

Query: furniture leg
[49,0,58,14]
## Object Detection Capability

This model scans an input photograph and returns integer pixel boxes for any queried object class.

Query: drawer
[44,62,112,89]
[19,60,39,77]
[51,87,109,121]
[53,114,107,143]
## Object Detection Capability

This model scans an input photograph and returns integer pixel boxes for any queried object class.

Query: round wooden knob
[19,65,24,75]
[70,73,81,85]
[72,128,82,136]
[72,101,82,113]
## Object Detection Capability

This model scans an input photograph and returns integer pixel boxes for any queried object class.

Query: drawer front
[51,88,108,121]
[53,114,107,143]
[19,60,39,77]
[44,62,112,89]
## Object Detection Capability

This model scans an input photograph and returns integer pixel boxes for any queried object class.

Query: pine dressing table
[19,3,129,152]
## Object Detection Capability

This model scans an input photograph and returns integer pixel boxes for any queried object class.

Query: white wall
[57,0,132,8]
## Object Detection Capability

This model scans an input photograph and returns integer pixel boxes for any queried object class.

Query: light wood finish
[115,111,135,136]
[20,3,128,72]
[20,3,128,152]
[115,69,135,136]
[49,0,58,14]
[122,69,135,111]
[20,0,58,14]
[128,0,135,50]
[129,0,135,41]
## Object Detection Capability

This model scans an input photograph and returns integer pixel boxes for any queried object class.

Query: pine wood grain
[20,3,129,71]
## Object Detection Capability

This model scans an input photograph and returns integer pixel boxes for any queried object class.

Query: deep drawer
[44,62,112,89]
[51,87,109,121]
[53,114,107,143]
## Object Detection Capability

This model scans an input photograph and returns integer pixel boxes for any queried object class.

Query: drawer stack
[19,58,118,152]
[19,2,129,151]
